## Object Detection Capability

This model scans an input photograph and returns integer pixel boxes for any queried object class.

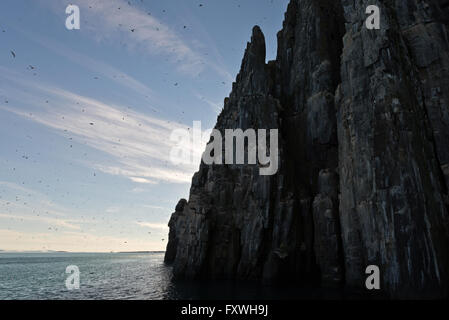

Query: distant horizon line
[0,250,165,254]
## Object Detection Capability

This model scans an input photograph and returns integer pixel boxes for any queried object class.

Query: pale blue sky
[0,0,289,252]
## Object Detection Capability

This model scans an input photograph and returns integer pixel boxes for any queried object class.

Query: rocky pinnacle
[164,0,449,298]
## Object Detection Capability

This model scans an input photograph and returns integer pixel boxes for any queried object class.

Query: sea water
[0,251,367,300]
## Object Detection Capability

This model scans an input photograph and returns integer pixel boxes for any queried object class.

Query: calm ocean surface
[0,252,175,300]
[0,252,368,300]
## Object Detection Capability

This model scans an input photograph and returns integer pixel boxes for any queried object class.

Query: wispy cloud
[37,0,232,79]
[105,206,120,213]
[0,181,74,218]
[136,221,168,230]
[0,213,81,230]
[0,181,38,197]
[51,0,205,75]
[0,180,86,230]
[129,177,156,184]
[194,92,223,114]
[142,204,171,211]
[129,187,147,193]
[20,31,156,101]
[0,69,206,184]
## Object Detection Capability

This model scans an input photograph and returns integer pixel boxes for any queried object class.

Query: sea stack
[165,0,449,299]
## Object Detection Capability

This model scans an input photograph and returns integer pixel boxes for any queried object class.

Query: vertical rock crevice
[337,0,449,298]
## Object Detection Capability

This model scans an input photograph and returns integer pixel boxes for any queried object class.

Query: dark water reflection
[0,252,379,300]
[167,278,378,300]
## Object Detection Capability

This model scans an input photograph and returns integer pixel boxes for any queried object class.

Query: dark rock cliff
[165,0,449,298]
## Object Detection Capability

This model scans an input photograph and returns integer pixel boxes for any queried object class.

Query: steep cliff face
[338,0,449,298]
[165,0,449,298]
